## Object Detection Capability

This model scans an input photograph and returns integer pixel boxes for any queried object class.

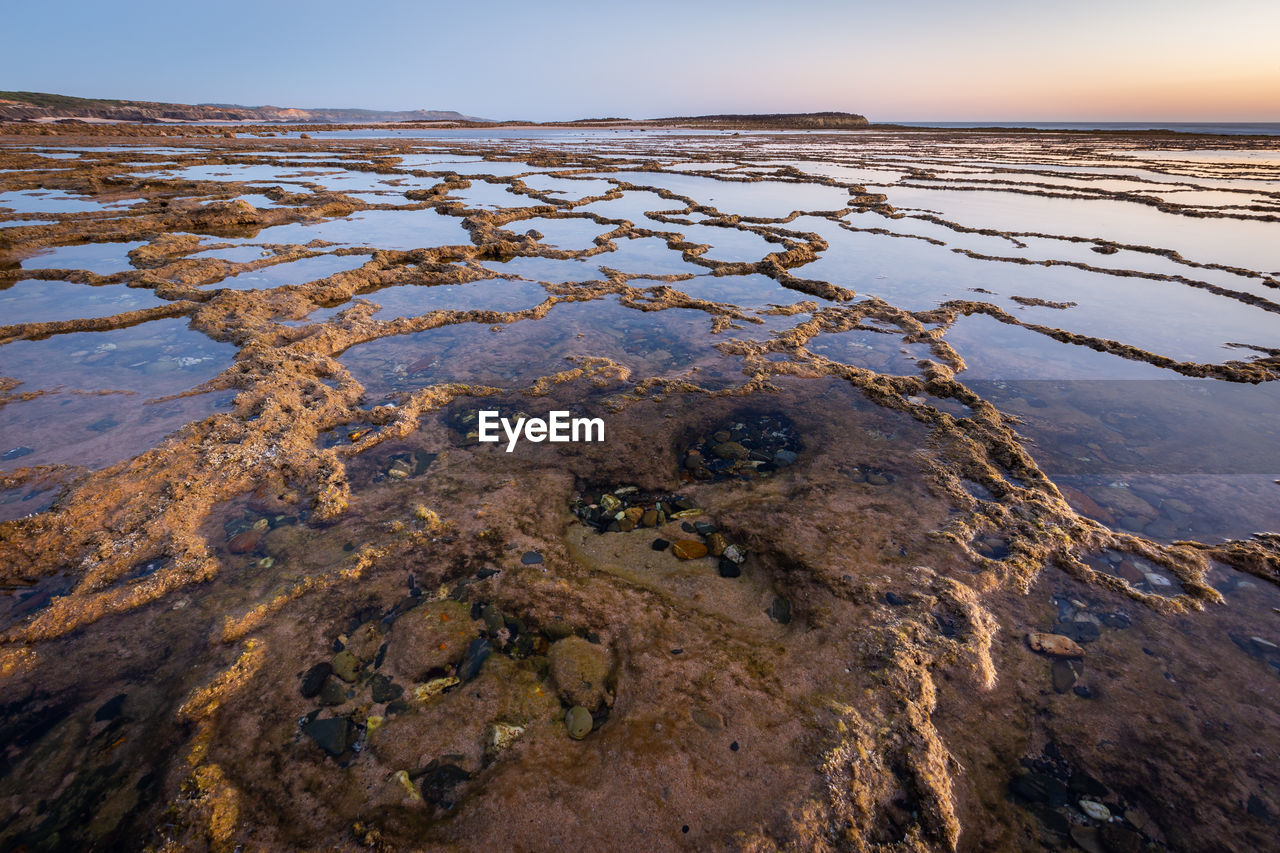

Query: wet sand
[0,124,1278,852]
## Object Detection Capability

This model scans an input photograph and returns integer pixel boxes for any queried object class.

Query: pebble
[227,528,264,554]
[1,446,34,461]
[456,638,491,681]
[488,722,525,753]
[641,509,659,527]
[303,716,351,756]
[718,557,741,578]
[773,449,797,466]
[706,533,728,557]
[369,673,403,703]
[565,705,594,739]
[885,592,907,606]
[300,662,332,698]
[651,538,670,551]
[722,544,746,564]
[414,676,459,701]
[331,650,360,683]
[1078,799,1111,821]
[672,540,708,560]
[421,762,471,807]
[521,551,543,565]
[712,441,749,461]
[768,597,792,624]
[1026,632,1084,659]
[1052,660,1079,693]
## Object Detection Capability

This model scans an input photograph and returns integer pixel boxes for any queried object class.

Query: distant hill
[0,91,484,124]
[654,112,869,129]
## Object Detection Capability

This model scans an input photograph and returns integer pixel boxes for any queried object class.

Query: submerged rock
[1027,632,1084,659]
[672,541,708,560]
[549,636,612,709]
[565,705,594,740]
[303,717,351,756]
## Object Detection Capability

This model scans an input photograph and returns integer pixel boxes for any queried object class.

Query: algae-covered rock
[386,599,476,680]
[548,636,613,709]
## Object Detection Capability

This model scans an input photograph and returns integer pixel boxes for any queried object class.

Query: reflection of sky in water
[0,280,167,324]
[0,189,115,214]
[341,298,736,394]
[237,208,469,250]
[366,279,547,318]
[211,254,369,290]
[503,215,611,249]
[20,241,147,274]
[0,318,237,395]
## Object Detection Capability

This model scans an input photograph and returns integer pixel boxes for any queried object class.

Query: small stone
[1027,632,1084,659]
[94,694,127,722]
[421,762,471,807]
[717,557,741,578]
[712,441,749,461]
[332,650,360,682]
[641,509,659,527]
[683,451,704,470]
[706,533,729,557]
[488,722,525,753]
[318,677,348,706]
[1078,799,1111,821]
[414,676,459,701]
[599,494,622,512]
[456,638,491,682]
[713,430,731,442]
[227,528,264,554]
[300,662,332,698]
[773,449,798,466]
[672,540,708,560]
[303,717,351,756]
[691,708,724,730]
[369,673,403,703]
[365,715,384,735]
[624,506,644,523]
[1052,659,1079,693]
[693,521,716,536]
[768,597,792,624]
[1073,685,1093,699]
[618,517,636,532]
[885,592,907,606]
[521,551,543,565]
[681,521,696,533]
[1,446,34,461]
[722,544,746,564]
[651,538,670,551]
[565,705,593,739]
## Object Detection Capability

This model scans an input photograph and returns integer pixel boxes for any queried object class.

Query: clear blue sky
[4,0,1278,121]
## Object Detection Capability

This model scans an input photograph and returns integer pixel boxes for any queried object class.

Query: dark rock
[318,677,348,706]
[94,693,127,722]
[681,521,696,533]
[712,441,749,461]
[773,449,798,466]
[303,717,351,756]
[421,762,471,807]
[651,538,670,551]
[1052,660,1079,693]
[1,446,34,461]
[475,567,499,580]
[1056,620,1102,644]
[694,521,717,536]
[300,662,332,698]
[1098,824,1143,853]
[1073,685,1093,699]
[767,597,792,624]
[718,557,741,578]
[520,551,543,565]
[885,592,907,606]
[457,638,491,682]
[369,673,403,703]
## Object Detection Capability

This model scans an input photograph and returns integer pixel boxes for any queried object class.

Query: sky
[3,0,1278,122]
